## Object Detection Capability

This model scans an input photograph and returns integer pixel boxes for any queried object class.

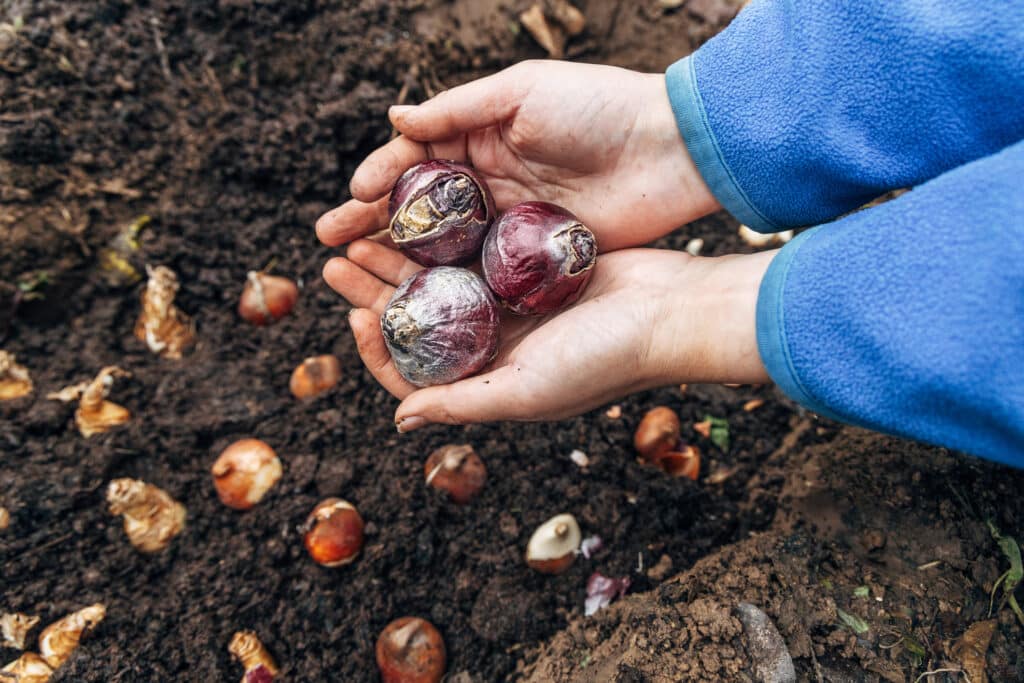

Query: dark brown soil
[2,1,1022,682]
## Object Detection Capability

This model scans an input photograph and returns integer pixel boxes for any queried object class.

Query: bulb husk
[38,603,106,669]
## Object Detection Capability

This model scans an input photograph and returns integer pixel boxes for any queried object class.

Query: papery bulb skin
[389,160,496,267]
[381,267,500,387]
[482,201,597,316]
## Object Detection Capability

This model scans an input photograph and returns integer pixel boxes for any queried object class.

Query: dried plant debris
[97,215,149,286]
[134,265,195,358]
[47,366,131,437]
[1,652,53,683]
[1,613,40,650]
[0,351,33,400]
[519,0,585,59]
[229,631,278,683]
[0,506,9,531]
[106,478,186,553]
[951,619,996,683]
[38,604,106,669]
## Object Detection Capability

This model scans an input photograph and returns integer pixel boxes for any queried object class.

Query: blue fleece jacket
[665,0,1024,466]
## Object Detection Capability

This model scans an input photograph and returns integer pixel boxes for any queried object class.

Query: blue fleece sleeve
[666,0,1024,231]
[757,141,1024,466]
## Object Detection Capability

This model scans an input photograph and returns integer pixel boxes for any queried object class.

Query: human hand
[316,60,719,253]
[324,241,773,432]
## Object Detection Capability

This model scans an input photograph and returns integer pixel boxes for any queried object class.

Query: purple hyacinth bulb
[388,160,496,267]
[381,267,501,387]
[481,201,597,315]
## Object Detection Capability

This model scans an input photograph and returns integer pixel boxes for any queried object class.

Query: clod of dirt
[735,602,796,683]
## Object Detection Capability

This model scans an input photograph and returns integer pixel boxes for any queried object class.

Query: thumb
[390,64,528,141]
[394,365,525,432]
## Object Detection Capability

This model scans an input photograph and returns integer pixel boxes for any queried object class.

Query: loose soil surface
[1,1,1022,681]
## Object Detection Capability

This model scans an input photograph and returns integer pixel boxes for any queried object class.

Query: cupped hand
[316,60,719,253]
[324,240,772,432]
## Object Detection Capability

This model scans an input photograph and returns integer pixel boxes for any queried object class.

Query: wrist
[637,73,721,225]
[648,250,775,385]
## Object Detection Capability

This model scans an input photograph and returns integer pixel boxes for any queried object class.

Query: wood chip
[743,398,765,412]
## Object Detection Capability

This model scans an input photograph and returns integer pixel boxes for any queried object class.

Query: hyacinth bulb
[388,160,495,266]
[381,267,500,387]
[482,201,597,315]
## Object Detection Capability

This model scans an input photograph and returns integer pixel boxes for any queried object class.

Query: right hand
[316,60,720,253]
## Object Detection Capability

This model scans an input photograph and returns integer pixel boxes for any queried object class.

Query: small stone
[735,603,796,683]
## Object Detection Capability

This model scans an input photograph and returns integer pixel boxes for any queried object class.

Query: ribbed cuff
[755,227,848,422]
[665,56,782,234]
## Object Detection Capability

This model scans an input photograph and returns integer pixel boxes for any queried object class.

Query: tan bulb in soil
[134,264,195,358]
[47,366,131,438]
[228,630,278,683]
[211,439,282,511]
[1,652,53,683]
[1,613,40,650]
[239,271,298,326]
[0,351,33,400]
[424,444,486,504]
[289,355,341,400]
[38,603,106,669]
[106,479,186,553]
[376,617,446,683]
[303,498,364,567]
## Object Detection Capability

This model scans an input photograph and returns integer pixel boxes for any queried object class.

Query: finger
[394,365,525,432]
[349,135,429,203]
[322,257,396,314]
[390,65,526,142]
[349,308,417,400]
[316,196,389,247]
[346,239,422,287]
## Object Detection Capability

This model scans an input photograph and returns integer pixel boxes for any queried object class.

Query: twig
[149,17,173,84]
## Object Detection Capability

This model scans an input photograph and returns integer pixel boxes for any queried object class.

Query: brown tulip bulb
[303,498,364,567]
[654,445,701,481]
[212,439,283,510]
[376,617,446,683]
[525,513,581,574]
[424,444,486,504]
[289,355,341,400]
[633,407,682,462]
[239,272,298,325]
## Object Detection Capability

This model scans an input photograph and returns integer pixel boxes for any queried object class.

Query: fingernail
[389,104,416,118]
[396,416,428,434]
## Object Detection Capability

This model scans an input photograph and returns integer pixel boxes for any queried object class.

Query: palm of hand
[324,239,691,423]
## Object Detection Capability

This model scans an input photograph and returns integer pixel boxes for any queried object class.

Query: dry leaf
[951,619,997,683]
